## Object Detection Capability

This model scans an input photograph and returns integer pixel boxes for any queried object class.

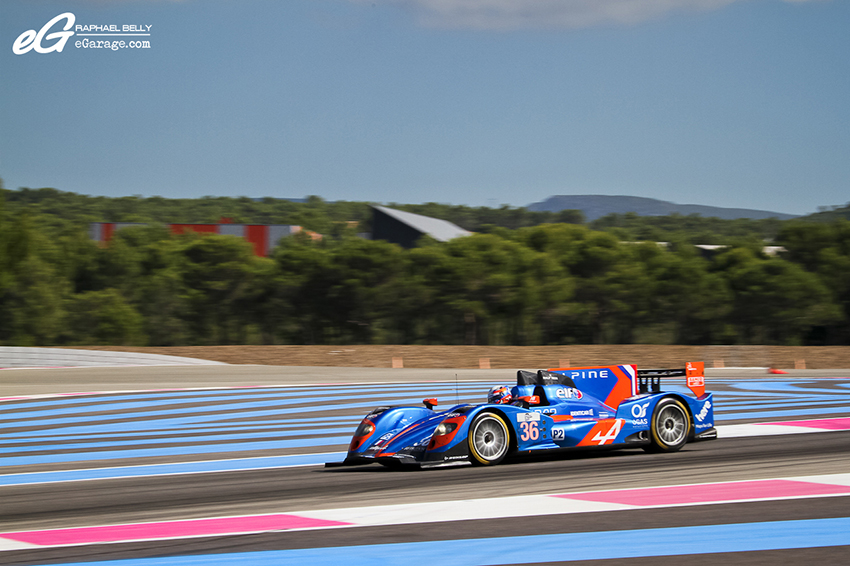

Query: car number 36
[519,421,539,441]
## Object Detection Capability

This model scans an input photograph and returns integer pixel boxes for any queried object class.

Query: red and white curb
[2,473,850,551]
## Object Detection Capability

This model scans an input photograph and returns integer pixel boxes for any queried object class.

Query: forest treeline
[1,186,849,347]
[4,185,812,243]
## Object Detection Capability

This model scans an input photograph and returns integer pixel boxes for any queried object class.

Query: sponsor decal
[570,409,594,417]
[686,362,704,376]
[554,387,583,400]
[534,408,557,415]
[695,422,713,430]
[695,400,712,422]
[373,431,397,448]
[590,419,623,445]
[632,418,648,426]
[569,369,611,380]
[631,402,651,419]
[517,412,541,422]
[444,455,467,460]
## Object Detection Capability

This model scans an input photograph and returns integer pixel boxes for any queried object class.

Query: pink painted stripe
[3,514,351,546]
[556,480,850,506]
[765,417,850,430]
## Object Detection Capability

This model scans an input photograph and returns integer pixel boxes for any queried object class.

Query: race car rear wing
[638,362,705,397]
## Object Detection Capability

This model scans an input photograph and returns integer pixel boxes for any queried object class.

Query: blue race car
[330,362,715,468]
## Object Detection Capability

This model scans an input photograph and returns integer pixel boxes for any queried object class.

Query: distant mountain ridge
[528,195,797,221]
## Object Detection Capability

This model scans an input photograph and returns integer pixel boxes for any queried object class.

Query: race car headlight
[354,420,375,437]
[349,419,376,452]
[434,422,458,436]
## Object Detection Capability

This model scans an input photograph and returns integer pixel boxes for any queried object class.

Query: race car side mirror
[423,398,438,410]
[517,395,540,405]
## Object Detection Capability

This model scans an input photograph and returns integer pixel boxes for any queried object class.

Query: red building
[89,222,320,257]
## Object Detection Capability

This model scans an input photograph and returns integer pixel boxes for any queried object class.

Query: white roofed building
[371,205,472,248]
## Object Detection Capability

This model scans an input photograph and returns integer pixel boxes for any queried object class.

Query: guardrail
[0,347,226,368]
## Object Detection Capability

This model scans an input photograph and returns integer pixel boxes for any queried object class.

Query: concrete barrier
[0,347,227,368]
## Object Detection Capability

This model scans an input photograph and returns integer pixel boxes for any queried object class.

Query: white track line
[299,473,850,526]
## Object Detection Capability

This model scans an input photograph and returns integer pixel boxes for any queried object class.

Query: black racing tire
[468,412,510,466]
[644,397,691,453]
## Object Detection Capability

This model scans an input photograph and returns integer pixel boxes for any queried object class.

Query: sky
[1,0,848,215]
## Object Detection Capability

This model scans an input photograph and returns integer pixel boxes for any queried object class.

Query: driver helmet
[487,385,513,404]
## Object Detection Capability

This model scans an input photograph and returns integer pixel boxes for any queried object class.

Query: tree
[717,248,841,344]
[777,220,850,343]
[0,213,67,345]
[410,233,571,345]
[178,234,265,344]
[63,289,145,345]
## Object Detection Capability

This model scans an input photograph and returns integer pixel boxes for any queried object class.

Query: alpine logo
[590,419,623,445]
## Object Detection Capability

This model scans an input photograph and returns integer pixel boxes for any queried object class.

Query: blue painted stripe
[51,517,850,566]
[0,392,320,421]
[0,435,351,467]
[0,401,477,445]
[3,380,848,475]
[717,405,850,421]
[0,417,362,443]
[0,452,347,486]
[729,381,850,393]
[721,398,850,408]
[0,414,367,441]
[0,426,356,454]
[0,402,401,436]
[0,386,484,426]
[0,382,489,411]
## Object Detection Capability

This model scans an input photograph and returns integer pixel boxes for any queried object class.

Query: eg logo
[631,402,650,419]
[13,13,75,55]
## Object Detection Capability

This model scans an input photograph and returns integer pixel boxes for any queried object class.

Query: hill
[800,203,850,222]
[528,195,798,221]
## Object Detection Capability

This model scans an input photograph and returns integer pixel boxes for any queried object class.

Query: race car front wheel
[468,412,510,465]
[645,398,690,453]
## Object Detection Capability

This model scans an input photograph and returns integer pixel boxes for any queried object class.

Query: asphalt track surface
[1,365,849,565]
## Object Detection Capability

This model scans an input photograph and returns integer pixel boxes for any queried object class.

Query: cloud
[361,0,827,30]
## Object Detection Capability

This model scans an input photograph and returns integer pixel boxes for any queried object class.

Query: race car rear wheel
[646,398,690,453]
[468,412,510,465]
